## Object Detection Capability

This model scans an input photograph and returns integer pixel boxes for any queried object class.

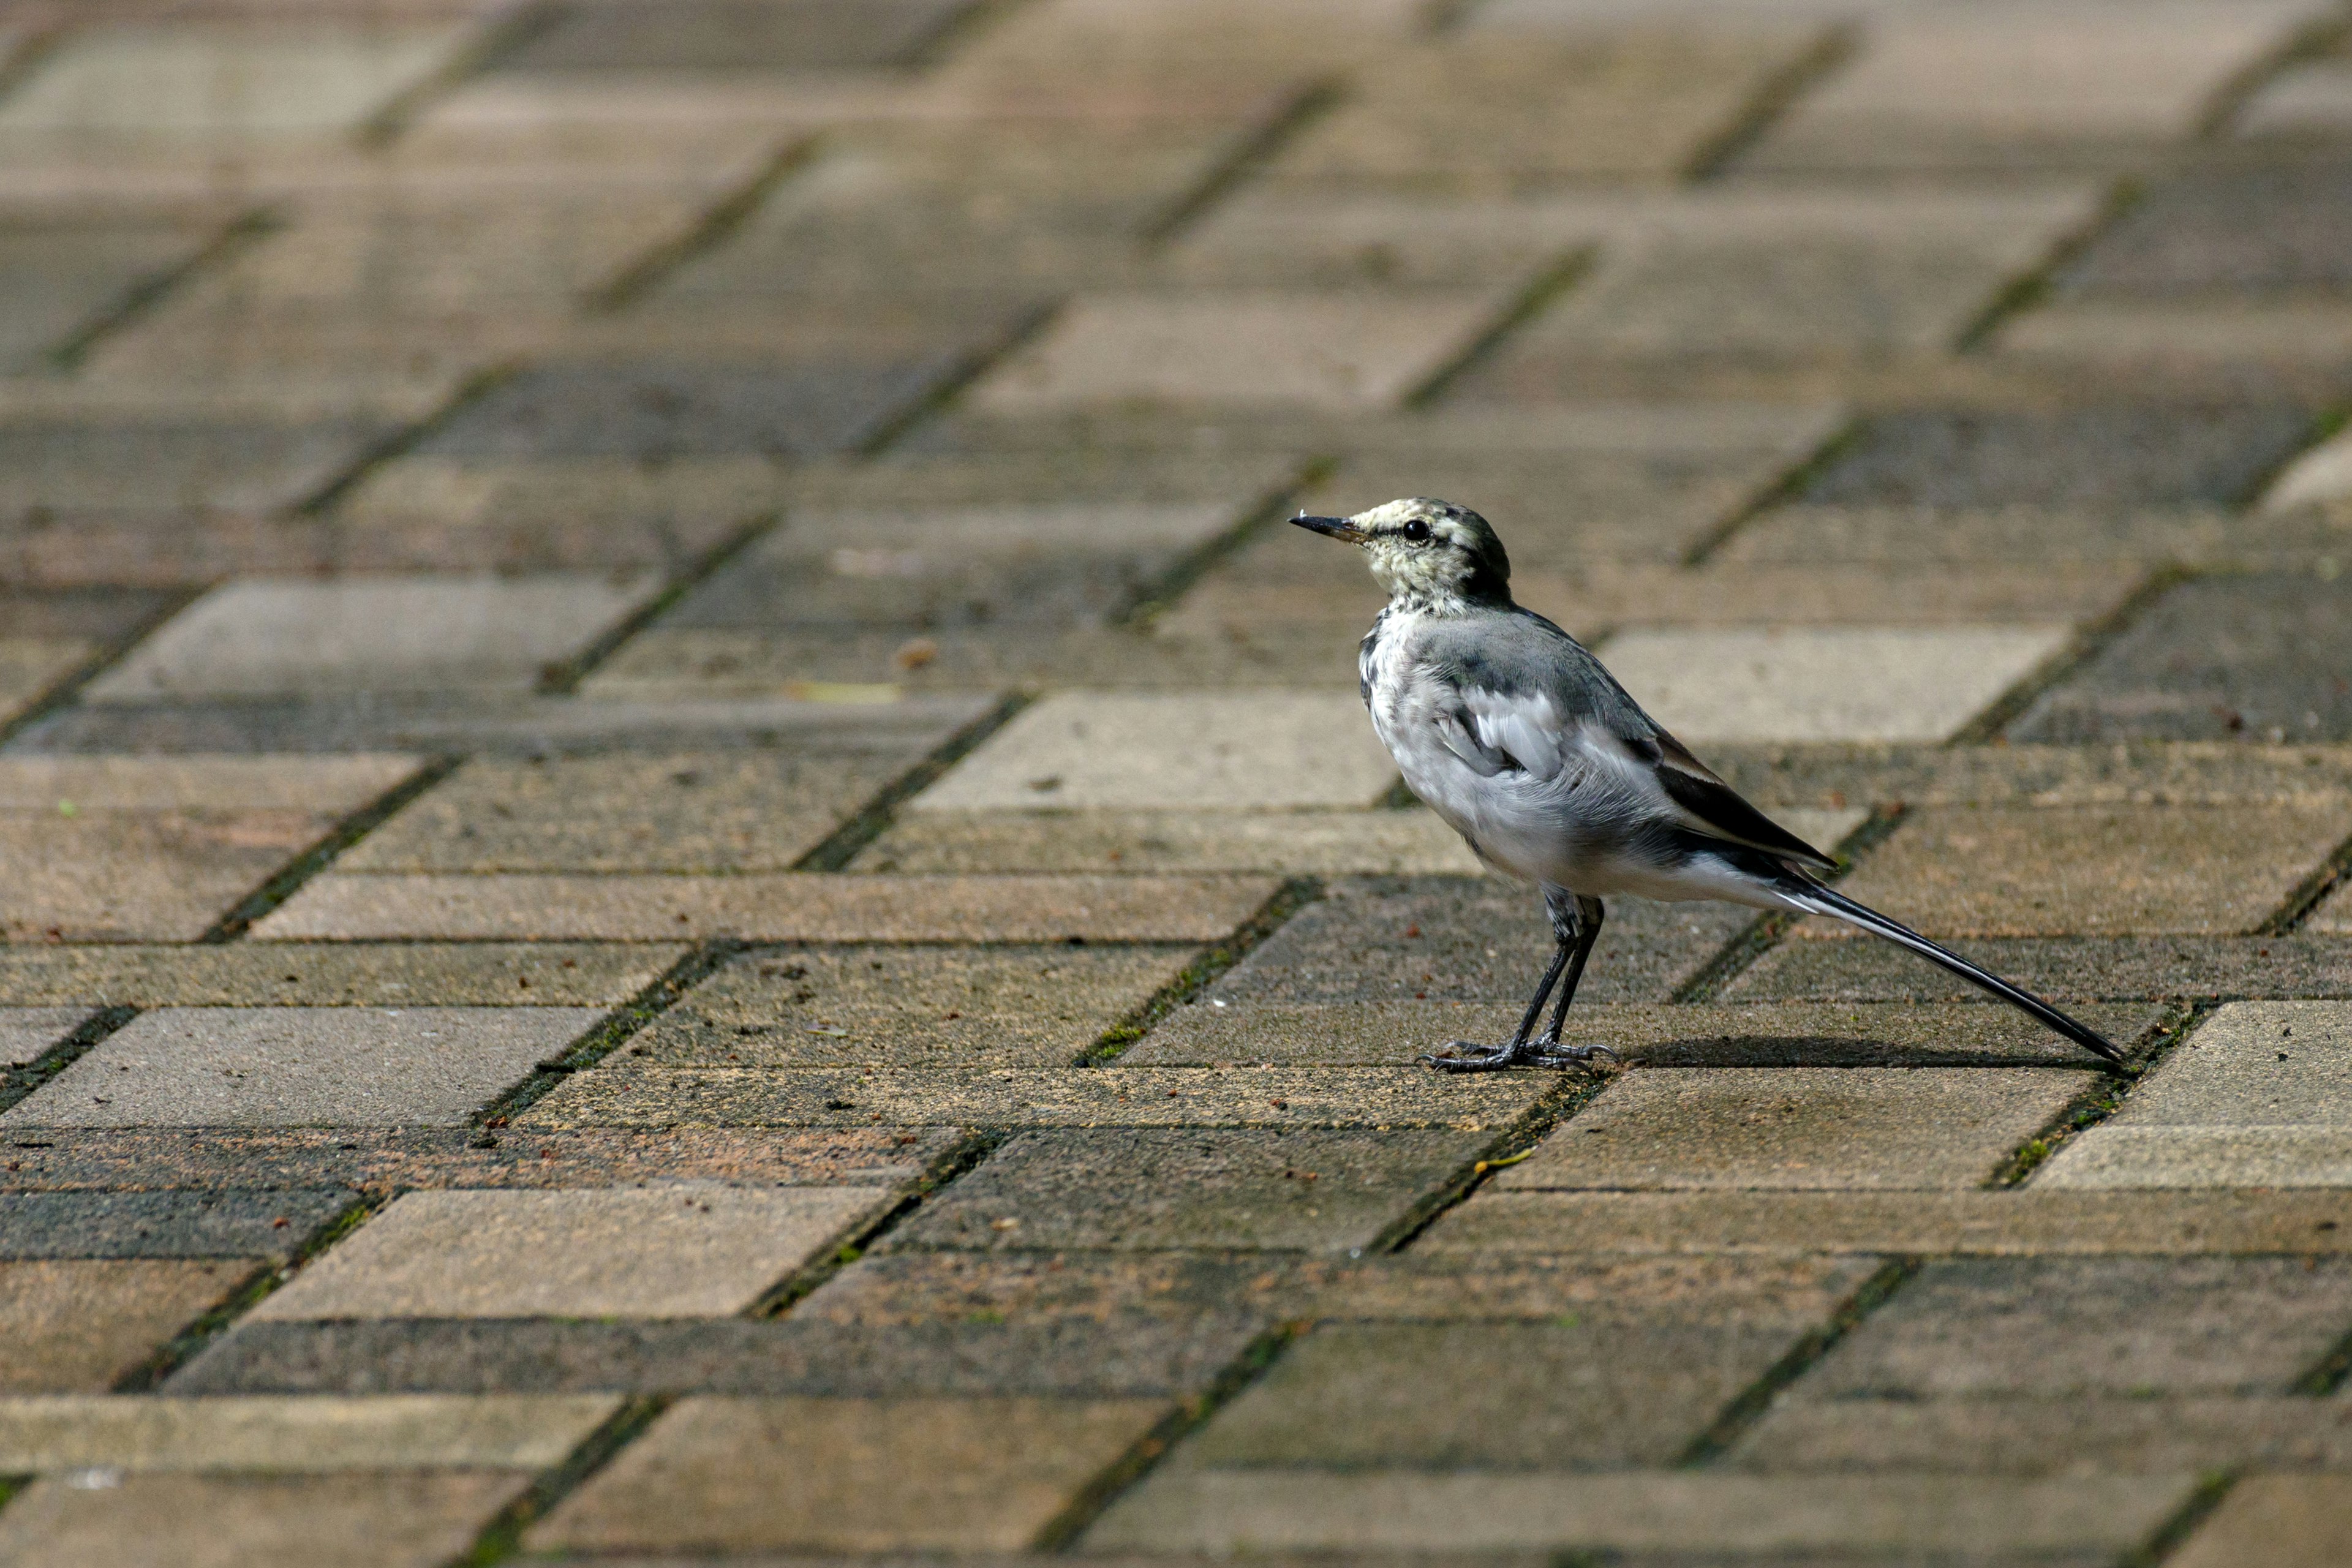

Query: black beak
[1291,513,1365,541]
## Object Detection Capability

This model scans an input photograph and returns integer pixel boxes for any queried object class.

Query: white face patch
[1348,497,1483,604]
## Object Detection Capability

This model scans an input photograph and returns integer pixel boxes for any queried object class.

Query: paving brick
[2264,424,2352,512]
[251,1185,880,1320]
[1208,876,1753,1007]
[853,807,1484,875]
[2321,882,2352,933]
[1,1007,85,1068]
[2012,571,2352,744]
[1730,934,2352,1004]
[626,944,1192,1069]
[0,212,220,372]
[889,1128,1491,1254]
[0,1130,942,1198]
[2061,161,2352,296]
[1796,405,2318,510]
[2039,1003,2352,1188]
[84,574,660,700]
[2170,1474,2352,1568]
[0,1394,619,1472]
[1275,30,1819,184]
[1279,1250,1881,1323]
[0,752,418,813]
[1085,1469,2190,1555]
[415,356,975,463]
[0,27,467,142]
[1593,626,2069,744]
[1717,501,2337,570]
[1498,1067,2091,1191]
[342,752,900,873]
[0,1191,355,1261]
[2237,62,2352,139]
[1990,298,2352,386]
[1737,4,2315,173]
[517,1063,1545,1134]
[0,1469,533,1568]
[1126,1001,2161,1069]
[1,1007,600,1129]
[1183,1314,1811,1471]
[1415,1188,2352,1256]
[0,943,681,1008]
[0,1259,251,1393]
[529,1395,1167,1553]
[1691,737,2352,810]
[1821,803,2348,936]
[489,0,978,72]
[254,872,1279,942]
[0,639,91,725]
[914,692,1395,811]
[970,290,1507,413]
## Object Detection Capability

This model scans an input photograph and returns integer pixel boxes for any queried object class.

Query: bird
[1292,497,2123,1072]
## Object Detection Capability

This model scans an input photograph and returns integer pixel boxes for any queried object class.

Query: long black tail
[1778,880,2124,1065]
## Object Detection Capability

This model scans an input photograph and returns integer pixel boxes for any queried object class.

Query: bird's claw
[1419,1039,1619,1074]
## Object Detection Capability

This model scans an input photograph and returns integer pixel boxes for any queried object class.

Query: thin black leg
[1420,888,1615,1073]
[1535,895,1607,1046]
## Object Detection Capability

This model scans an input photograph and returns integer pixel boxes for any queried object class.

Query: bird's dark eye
[1401,519,1433,543]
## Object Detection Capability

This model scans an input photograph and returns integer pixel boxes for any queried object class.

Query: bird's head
[1292,497,1512,611]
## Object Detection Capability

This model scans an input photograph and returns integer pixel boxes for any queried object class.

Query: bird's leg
[1525,894,1618,1068]
[1419,937,1568,1072]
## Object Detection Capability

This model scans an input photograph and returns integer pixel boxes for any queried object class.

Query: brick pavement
[4,0,2352,1562]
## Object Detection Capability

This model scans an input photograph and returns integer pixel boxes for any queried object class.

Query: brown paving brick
[1416,1189,2352,1256]
[0,1129,949,1196]
[0,1259,251,1392]
[890,1128,1493,1254]
[341,753,903,873]
[2169,1474,2352,1568]
[253,872,1279,942]
[0,639,91,726]
[530,1396,1168,1554]
[516,1064,1545,1133]
[1125,1001,2164,1068]
[1719,501,2339,569]
[0,1469,533,1568]
[0,1393,618,1472]
[852,808,1482,876]
[1495,1068,2094,1191]
[0,1191,355,1261]
[1697,741,2352,811]
[628,944,1193,1069]
[1277,1251,1882,1323]
[1817,802,2351,937]
[0,942,680,1008]
[1728,934,2352,1005]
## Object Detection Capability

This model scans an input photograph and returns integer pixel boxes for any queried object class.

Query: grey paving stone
[2012,571,2352,743]
[1416,1188,2352,1257]
[0,1190,356,1261]
[415,357,971,463]
[0,1393,619,1473]
[0,639,94,728]
[252,1185,881,1320]
[2170,1474,2352,1568]
[627,944,1193,1069]
[1,1008,86,1068]
[0,212,220,372]
[1183,1315,1810,1471]
[0,402,418,514]
[2,1007,600,1129]
[2061,162,2352,296]
[852,808,1483,876]
[492,0,979,72]
[1497,1067,2093,1191]
[912,692,1396,811]
[1692,739,2352,813]
[0,809,328,943]
[1085,1469,2192,1556]
[1278,1251,1882,1324]
[517,1064,1544,1134]
[341,752,904,872]
[1126,1001,2163,1068]
[1734,1395,2352,1477]
[254,872,1280,943]
[1207,876,1754,1006]
[529,1395,1169,1554]
[1719,500,2345,570]
[0,1469,533,1568]
[83,573,660,700]
[1728,934,2352,1005]
[2237,60,2352,138]
[1596,625,2068,745]
[0,1259,253,1393]
[1795,405,2318,510]
[887,1128,1493,1254]
[0,943,680,1008]
[1795,1256,2352,1400]
[1823,802,2350,937]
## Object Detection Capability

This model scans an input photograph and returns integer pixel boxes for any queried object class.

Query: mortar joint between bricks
[1371,1066,1615,1256]
[2119,1470,2239,1568]
[198,755,466,944]
[1951,174,2145,354]
[356,0,571,148]
[1678,410,1864,570]
[753,1128,1012,1319]
[295,360,524,518]
[0,1006,138,1120]
[1117,454,1333,631]
[446,1393,673,1568]
[793,688,1036,873]
[44,206,281,376]
[1945,562,2196,747]
[2258,823,2352,935]
[2197,6,2352,140]
[1404,246,1593,412]
[584,134,823,314]
[1997,1000,2215,1190]
[536,508,782,694]
[1077,876,1322,1066]
[0,585,204,750]
[1676,1255,1919,1469]
[856,296,1067,457]
[1681,20,1858,183]
[1142,78,1347,249]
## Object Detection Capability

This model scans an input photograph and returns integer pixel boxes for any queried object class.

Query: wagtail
[1293,497,2122,1072]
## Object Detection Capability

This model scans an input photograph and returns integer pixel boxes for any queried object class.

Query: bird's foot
[1419,1039,1620,1074]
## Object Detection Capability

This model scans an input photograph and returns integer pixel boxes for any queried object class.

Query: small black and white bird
[1294,497,2122,1072]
